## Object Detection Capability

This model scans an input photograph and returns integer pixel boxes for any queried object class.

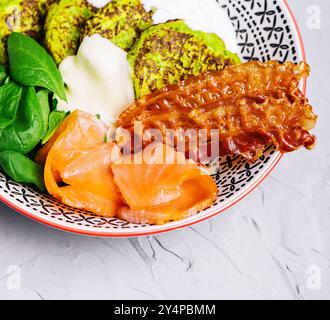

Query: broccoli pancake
[128,20,241,98]
[82,0,154,51]
[38,0,59,16]
[44,0,96,65]
[0,0,42,65]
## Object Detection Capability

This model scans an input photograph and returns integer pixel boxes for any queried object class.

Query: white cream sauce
[57,34,135,124]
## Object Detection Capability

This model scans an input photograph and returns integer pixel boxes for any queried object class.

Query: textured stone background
[0,0,329,300]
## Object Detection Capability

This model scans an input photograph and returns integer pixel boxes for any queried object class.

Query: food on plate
[41,108,67,145]
[8,32,67,101]
[113,143,218,225]
[0,151,45,191]
[118,61,317,161]
[38,0,59,15]
[44,0,96,64]
[0,0,319,226]
[36,111,216,222]
[0,85,45,154]
[128,20,240,98]
[0,82,47,189]
[82,0,154,52]
[0,33,67,190]
[37,111,123,216]
[0,0,42,65]
[0,65,6,84]
[57,34,135,124]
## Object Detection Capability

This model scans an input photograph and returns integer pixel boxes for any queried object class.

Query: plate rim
[0,0,307,237]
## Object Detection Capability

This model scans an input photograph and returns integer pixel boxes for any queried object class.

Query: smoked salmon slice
[112,143,217,225]
[37,110,122,217]
[37,113,217,224]
[35,115,72,166]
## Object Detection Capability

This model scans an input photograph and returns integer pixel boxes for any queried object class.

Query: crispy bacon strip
[117,61,317,161]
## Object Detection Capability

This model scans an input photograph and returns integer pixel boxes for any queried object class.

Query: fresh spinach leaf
[52,98,58,110]
[0,86,44,153]
[42,110,67,145]
[0,66,7,85]
[7,33,67,101]
[0,81,23,129]
[0,151,45,191]
[36,89,51,138]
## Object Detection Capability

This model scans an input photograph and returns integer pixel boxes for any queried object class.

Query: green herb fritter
[82,0,154,51]
[38,0,59,16]
[0,0,42,65]
[128,20,241,98]
[44,0,96,65]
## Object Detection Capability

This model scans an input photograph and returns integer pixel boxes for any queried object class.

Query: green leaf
[7,33,67,101]
[52,98,58,110]
[36,89,51,138]
[0,86,44,153]
[42,110,67,144]
[0,151,45,191]
[0,81,23,129]
[0,66,7,85]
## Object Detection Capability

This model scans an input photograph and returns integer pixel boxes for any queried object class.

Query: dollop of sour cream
[57,34,135,124]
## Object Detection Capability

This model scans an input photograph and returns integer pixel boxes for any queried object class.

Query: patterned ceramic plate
[0,0,306,237]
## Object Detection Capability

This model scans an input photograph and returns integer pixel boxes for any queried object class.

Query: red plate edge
[0,0,307,238]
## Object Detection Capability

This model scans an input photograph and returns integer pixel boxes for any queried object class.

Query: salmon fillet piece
[112,144,217,225]
[37,114,217,224]
[37,111,122,217]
